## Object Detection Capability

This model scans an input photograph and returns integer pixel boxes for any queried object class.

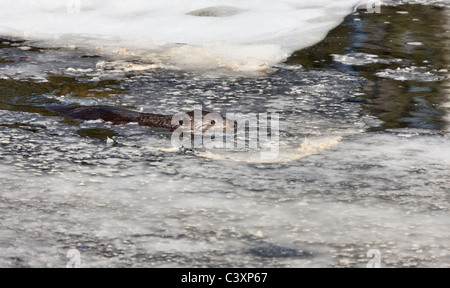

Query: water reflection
[287,4,449,131]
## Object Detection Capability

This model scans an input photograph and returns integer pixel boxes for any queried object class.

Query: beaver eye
[211,120,216,125]
[179,120,183,125]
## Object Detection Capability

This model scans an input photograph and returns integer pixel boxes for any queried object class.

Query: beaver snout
[171,109,237,133]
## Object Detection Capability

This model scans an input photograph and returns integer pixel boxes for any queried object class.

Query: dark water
[287,4,449,131]
[0,4,449,268]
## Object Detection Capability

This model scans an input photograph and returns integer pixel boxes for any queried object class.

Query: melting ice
[0,0,361,71]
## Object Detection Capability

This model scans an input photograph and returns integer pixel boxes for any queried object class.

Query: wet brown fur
[48,105,235,132]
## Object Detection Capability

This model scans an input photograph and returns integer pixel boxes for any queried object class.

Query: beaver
[47,105,236,132]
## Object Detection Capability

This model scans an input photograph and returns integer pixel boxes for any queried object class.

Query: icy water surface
[0,2,449,267]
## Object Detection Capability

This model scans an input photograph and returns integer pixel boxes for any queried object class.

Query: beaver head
[170,109,237,133]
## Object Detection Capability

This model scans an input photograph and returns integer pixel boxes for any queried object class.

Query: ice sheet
[0,0,361,71]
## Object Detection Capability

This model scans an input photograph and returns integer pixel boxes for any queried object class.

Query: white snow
[0,0,361,71]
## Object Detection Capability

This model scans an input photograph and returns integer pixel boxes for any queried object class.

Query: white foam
[0,0,361,71]
[332,52,401,66]
[196,136,342,163]
[375,66,446,82]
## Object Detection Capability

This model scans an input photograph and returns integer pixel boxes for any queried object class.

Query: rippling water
[0,2,449,267]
